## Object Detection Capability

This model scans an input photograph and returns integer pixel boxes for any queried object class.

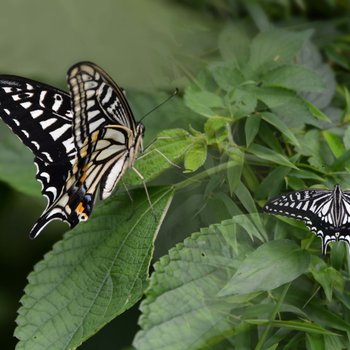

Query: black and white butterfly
[263,184,350,254]
[0,62,144,238]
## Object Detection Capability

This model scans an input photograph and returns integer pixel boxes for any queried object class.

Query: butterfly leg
[131,166,155,218]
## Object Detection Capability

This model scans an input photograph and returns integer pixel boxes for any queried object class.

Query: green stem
[254,282,291,350]
[174,160,238,191]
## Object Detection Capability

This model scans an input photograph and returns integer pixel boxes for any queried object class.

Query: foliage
[0,1,350,349]
[131,21,350,349]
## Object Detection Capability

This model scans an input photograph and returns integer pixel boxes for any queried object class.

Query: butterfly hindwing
[264,185,350,253]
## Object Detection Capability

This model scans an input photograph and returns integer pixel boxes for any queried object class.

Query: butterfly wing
[263,189,338,253]
[67,62,144,200]
[0,76,75,206]
[30,62,144,238]
[335,191,350,250]
[67,61,137,149]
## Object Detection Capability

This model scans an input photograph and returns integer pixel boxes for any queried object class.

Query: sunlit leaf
[124,128,192,186]
[15,187,174,350]
[184,141,207,172]
[249,144,298,169]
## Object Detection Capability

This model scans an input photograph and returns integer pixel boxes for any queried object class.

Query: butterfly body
[0,62,144,238]
[264,184,350,253]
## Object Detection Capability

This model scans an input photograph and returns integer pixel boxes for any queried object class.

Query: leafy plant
[1,2,350,349]
[132,22,350,350]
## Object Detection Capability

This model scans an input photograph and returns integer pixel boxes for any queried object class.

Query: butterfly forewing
[67,62,144,200]
[0,76,75,205]
[264,185,350,253]
[67,62,137,149]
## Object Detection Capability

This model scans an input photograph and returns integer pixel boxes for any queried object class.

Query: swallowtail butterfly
[264,184,350,254]
[0,62,144,238]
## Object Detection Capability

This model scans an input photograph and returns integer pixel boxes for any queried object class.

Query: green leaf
[247,319,338,336]
[298,41,336,110]
[322,131,345,158]
[226,147,244,193]
[306,303,350,333]
[262,65,325,93]
[218,240,310,296]
[261,112,300,147]
[184,141,207,172]
[230,213,267,243]
[343,125,350,150]
[288,169,325,182]
[308,256,344,301]
[234,181,258,214]
[255,166,291,200]
[246,85,316,127]
[295,130,328,170]
[247,85,300,108]
[209,63,245,91]
[204,116,231,145]
[133,217,265,350]
[245,115,261,146]
[123,129,192,186]
[15,187,174,350]
[248,144,298,169]
[306,334,325,350]
[184,87,225,117]
[273,97,316,128]
[248,29,313,72]
[324,334,346,350]
[229,87,257,118]
[304,100,331,122]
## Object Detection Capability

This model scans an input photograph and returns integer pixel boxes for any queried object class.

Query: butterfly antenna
[139,88,178,122]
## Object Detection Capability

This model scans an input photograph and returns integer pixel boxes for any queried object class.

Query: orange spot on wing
[76,201,85,214]
[79,164,89,182]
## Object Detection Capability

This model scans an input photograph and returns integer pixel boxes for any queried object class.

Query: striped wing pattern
[0,62,144,238]
[67,62,144,201]
[264,184,350,253]
[0,76,75,206]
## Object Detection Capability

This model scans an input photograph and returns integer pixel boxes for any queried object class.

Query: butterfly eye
[78,213,89,222]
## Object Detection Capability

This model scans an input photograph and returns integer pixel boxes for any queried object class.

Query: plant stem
[174,160,238,191]
[254,282,291,350]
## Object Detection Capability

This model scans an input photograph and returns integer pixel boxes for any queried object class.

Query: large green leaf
[218,240,310,296]
[248,29,313,72]
[15,187,174,350]
[133,216,267,350]
[261,112,300,147]
[248,144,298,169]
[262,65,325,93]
[184,87,225,118]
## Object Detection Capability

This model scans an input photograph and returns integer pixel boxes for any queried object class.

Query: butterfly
[263,184,350,254]
[0,62,144,238]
